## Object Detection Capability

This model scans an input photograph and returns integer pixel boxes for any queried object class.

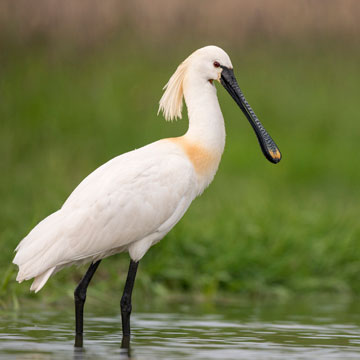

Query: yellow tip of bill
[269,148,282,162]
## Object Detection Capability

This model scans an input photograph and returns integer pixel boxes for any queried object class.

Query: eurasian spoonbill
[13,45,281,347]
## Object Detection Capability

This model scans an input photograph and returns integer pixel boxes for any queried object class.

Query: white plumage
[14,46,233,292]
[15,141,198,291]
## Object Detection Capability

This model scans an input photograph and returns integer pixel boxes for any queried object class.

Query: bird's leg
[74,260,101,348]
[120,259,139,348]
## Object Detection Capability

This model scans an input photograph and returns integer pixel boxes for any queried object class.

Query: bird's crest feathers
[158,59,189,121]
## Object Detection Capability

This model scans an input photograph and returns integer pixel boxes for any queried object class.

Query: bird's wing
[14,140,197,280]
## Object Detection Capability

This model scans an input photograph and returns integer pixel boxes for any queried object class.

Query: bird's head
[183,45,233,84]
[158,46,281,164]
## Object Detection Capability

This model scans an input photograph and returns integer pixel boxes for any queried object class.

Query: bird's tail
[13,210,63,292]
[29,267,56,293]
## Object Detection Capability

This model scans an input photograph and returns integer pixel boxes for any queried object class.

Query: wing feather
[14,140,197,282]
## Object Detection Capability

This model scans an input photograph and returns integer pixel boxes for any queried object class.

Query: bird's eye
[213,61,220,68]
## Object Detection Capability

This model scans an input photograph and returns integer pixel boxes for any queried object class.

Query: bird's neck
[181,77,226,192]
[183,78,226,156]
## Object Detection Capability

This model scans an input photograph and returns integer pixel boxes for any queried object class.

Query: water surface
[1,299,360,359]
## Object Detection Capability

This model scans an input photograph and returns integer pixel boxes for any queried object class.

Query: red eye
[213,61,220,68]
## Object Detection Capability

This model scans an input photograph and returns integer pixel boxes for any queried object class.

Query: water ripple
[1,304,360,359]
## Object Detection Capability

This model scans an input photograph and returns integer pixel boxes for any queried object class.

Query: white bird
[13,45,281,347]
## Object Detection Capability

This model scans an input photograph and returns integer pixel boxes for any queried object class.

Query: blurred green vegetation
[1,40,360,309]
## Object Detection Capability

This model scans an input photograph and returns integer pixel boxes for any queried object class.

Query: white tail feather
[29,267,55,293]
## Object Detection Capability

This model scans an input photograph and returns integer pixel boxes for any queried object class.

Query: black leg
[74,260,101,348]
[120,259,139,347]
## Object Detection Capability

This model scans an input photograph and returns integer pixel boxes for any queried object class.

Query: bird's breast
[166,137,222,189]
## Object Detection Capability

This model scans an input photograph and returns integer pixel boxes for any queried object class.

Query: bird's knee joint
[120,295,132,314]
[74,288,86,303]
[121,304,132,315]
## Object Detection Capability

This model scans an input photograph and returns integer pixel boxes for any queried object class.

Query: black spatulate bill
[220,66,281,164]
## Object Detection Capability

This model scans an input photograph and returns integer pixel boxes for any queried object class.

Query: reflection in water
[1,300,360,359]
[72,338,133,360]
[73,347,85,360]
[73,346,132,360]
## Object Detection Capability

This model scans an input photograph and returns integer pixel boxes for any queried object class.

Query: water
[1,299,360,359]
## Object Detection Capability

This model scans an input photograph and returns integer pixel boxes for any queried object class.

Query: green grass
[1,41,360,308]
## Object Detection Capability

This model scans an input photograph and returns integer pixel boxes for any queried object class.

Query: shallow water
[1,300,360,359]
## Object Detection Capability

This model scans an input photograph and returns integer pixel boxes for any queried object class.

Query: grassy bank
[1,41,360,308]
